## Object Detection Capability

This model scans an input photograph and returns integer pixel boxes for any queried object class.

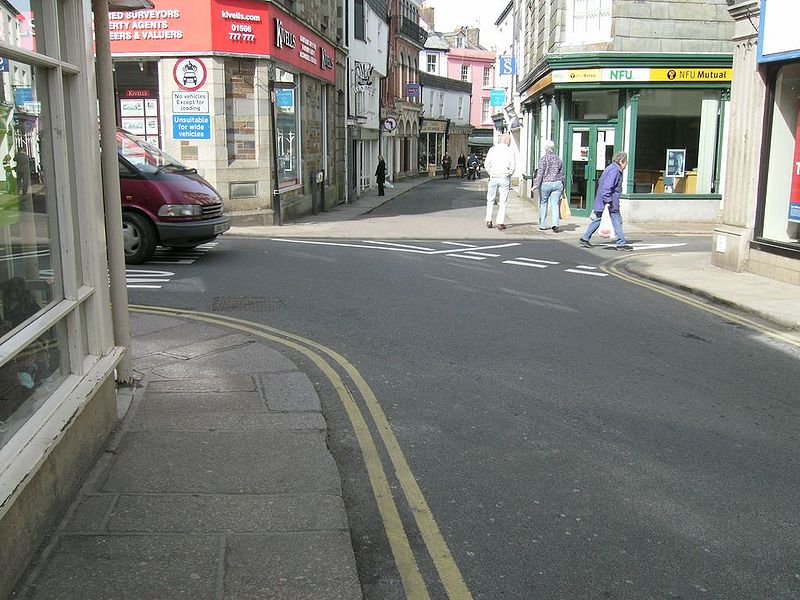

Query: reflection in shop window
[762,63,800,247]
[633,89,721,195]
[275,69,299,187]
[0,64,62,346]
[0,322,68,447]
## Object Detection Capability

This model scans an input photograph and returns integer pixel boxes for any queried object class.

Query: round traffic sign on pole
[173,58,208,91]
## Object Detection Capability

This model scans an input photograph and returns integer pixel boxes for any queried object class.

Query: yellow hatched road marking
[131,305,473,599]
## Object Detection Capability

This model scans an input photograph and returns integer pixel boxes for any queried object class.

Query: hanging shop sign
[758,0,800,63]
[110,0,336,83]
[489,89,506,107]
[550,68,731,84]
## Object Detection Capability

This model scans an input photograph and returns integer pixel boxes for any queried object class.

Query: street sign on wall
[406,82,421,98]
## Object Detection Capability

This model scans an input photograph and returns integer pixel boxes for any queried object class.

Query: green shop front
[520,54,732,222]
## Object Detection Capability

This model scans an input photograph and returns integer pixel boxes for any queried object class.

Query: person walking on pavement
[532,140,565,233]
[457,153,466,178]
[484,133,516,231]
[442,153,452,179]
[579,151,632,250]
[467,152,479,180]
[375,155,386,196]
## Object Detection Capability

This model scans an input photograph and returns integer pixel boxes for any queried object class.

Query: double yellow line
[603,255,800,348]
[130,305,472,600]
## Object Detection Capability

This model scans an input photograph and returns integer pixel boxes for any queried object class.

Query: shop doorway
[565,123,617,217]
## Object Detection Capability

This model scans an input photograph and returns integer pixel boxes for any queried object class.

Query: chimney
[466,27,480,47]
[421,5,435,30]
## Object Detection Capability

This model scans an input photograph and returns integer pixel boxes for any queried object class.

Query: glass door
[565,123,617,217]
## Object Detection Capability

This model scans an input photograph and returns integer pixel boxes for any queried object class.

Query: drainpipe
[93,0,133,384]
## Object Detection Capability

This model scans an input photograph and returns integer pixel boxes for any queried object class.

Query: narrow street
[129,180,800,600]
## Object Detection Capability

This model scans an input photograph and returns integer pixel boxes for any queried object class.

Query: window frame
[0,0,117,508]
[427,53,436,73]
[483,66,491,87]
[460,64,469,82]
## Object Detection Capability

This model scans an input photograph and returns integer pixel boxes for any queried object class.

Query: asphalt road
[130,188,799,600]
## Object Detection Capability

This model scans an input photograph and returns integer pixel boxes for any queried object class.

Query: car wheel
[122,212,157,264]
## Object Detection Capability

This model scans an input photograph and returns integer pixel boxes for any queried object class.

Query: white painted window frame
[566,0,613,45]
[0,0,116,518]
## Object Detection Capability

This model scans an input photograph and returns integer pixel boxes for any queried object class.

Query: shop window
[633,89,721,195]
[570,90,618,121]
[225,58,256,163]
[275,69,300,187]
[761,63,800,247]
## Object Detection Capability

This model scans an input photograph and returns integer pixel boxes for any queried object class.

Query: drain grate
[210,296,285,312]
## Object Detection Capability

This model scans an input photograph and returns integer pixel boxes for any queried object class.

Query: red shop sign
[110,0,335,83]
[263,6,336,83]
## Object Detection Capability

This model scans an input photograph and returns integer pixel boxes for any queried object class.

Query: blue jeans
[539,181,563,229]
[581,207,628,246]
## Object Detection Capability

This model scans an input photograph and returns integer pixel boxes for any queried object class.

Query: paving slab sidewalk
[12,312,363,600]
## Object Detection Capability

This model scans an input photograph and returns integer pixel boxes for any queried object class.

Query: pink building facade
[446,48,497,130]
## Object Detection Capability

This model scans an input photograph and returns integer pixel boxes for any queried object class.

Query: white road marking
[565,268,608,277]
[462,251,501,257]
[428,243,521,255]
[441,242,478,247]
[149,259,195,265]
[575,265,598,270]
[361,240,437,251]
[272,239,433,254]
[126,268,176,290]
[447,254,487,260]
[503,260,548,268]
[512,257,559,265]
[127,284,163,289]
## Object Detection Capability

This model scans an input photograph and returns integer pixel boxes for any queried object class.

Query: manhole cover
[210,296,285,312]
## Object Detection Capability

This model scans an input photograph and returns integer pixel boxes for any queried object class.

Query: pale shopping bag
[384,181,394,189]
[559,194,571,220]
[598,205,616,239]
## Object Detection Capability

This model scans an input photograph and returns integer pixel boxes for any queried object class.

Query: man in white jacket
[483,133,516,230]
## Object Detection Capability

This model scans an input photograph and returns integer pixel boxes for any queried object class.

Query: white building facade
[348,0,390,195]
[418,71,472,164]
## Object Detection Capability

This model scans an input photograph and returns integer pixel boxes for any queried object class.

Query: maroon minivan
[117,129,231,264]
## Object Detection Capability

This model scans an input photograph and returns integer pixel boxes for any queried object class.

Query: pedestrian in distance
[483,133,516,231]
[442,153,452,179]
[457,153,466,178]
[375,155,386,196]
[579,151,632,250]
[532,140,565,233]
[467,151,479,180]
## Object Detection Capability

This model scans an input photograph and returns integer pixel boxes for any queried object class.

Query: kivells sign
[110,0,335,83]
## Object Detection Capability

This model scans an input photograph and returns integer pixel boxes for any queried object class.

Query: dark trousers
[443,167,450,179]
[378,180,385,196]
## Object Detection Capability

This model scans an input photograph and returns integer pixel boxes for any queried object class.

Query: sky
[421,0,505,50]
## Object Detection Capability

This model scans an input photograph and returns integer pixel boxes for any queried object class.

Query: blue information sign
[0,58,8,73]
[499,56,516,76]
[275,89,294,108]
[489,89,506,107]
[172,114,211,140]
[406,82,421,98]
[14,87,32,105]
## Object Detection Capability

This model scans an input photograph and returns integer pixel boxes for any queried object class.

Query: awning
[467,136,493,146]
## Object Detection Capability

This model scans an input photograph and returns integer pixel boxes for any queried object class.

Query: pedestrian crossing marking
[503,260,548,268]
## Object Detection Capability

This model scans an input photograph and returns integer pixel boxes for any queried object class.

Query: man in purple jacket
[579,152,632,250]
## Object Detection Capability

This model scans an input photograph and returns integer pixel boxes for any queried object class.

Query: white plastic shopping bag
[598,205,615,239]
[384,181,394,189]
